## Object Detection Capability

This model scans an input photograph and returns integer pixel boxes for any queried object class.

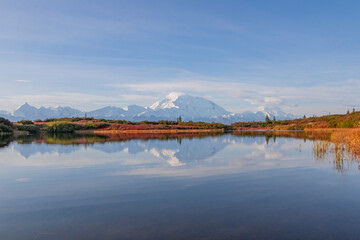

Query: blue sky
[1,0,360,115]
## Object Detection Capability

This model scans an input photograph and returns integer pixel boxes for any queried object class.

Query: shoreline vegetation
[1,110,360,160]
[2,121,360,172]
[1,110,360,135]
[2,117,230,135]
[1,109,360,135]
[311,129,360,173]
[232,110,360,130]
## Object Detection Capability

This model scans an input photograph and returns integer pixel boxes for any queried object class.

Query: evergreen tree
[303,115,306,119]
[177,115,182,123]
[272,116,276,124]
[0,117,11,126]
[265,115,271,124]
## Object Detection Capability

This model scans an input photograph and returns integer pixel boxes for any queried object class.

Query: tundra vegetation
[1,109,360,135]
[15,120,39,133]
[36,118,228,130]
[0,117,13,134]
[3,114,360,173]
[231,110,360,130]
[45,122,83,133]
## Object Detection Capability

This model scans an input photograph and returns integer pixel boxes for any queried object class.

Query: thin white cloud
[118,94,158,102]
[15,178,29,182]
[0,93,123,111]
[244,97,284,106]
[1,77,359,116]
[112,79,360,115]
[0,56,359,116]
[264,97,284,105]
[15,80,31,83]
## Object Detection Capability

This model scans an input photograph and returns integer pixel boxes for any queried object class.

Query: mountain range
[0,93,298,123]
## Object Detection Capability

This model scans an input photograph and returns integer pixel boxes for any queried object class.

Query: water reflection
[1,131,360,174]
[0,132,323,174]
[8,133,227,163]
[313,139,360,174]
[2,131,360,239]
[0,134,12,148]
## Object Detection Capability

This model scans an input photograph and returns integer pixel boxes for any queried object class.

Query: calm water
[0,131,360,240]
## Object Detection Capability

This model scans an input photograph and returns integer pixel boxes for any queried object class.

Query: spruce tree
[265,115,271,124]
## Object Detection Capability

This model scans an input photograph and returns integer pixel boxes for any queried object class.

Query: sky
[1,0,360,116]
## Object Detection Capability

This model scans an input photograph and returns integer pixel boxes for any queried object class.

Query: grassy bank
[311,129,360,173]
[232,111,360,130]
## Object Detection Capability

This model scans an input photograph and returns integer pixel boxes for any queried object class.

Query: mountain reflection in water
[0,130,357,174]
[2,131,360,239]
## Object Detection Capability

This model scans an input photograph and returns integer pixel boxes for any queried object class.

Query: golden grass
[331,129,360,157]
[312,129,360,173]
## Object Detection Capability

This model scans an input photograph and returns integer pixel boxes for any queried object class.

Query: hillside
[232,111,360,130]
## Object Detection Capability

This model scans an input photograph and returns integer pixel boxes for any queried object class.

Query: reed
[313,129,360,173]
[331,129,360,157]
[313,140,331,160]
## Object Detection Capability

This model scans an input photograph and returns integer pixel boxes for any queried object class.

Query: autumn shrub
[327,120,338,128]
[45,122,81,133]
[16,124,39,133]
[44,117,94,122]
[0,123,13,134]
[83,122,109,129]
[338,120,357,128]
[17,120,34,125]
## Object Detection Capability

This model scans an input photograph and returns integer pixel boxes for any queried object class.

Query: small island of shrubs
[0,117,110,135]
[44,122,108,133]
[0,118,13,134]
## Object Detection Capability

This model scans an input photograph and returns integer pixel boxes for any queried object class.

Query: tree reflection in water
[3,130,360,174]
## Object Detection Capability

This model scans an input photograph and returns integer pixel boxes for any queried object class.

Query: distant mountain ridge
[1,93,298,123]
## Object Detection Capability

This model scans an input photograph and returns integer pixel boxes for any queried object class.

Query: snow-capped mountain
[0,110,10,119]
[12,103,83,121]
[87,105,146,119]
[219,107,297,123]
[142,93,230,121]
[1,93,298,123]
[87,106,126,119]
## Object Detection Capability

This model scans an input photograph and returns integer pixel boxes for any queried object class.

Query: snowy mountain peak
[16,102,33,110]
[1,93,298,123]
[150,94,179,110]
[13,104,83,120]
[150,92,185,110]
[147,94,230,121]
[150,100,178,110]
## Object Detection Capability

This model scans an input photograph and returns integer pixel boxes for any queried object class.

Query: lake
[0,131,360,240]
